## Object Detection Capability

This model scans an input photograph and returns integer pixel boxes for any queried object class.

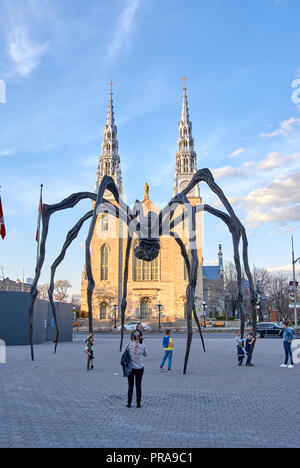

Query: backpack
[162,336,170,348]
[120,344,133,377]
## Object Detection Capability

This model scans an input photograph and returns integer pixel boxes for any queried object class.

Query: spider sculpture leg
[48,210,93,354]
[119,234,133,352]
[182,168,257,340]
[29,191,97,360]
[85,176,135,345]
[171,234,205,352]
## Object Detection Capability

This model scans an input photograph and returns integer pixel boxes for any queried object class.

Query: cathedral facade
[80,83,205,322]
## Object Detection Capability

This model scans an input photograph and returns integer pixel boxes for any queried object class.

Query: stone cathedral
[80,83,215,322]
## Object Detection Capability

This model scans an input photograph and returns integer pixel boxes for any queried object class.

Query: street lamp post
[73,306,76,340]
[113,304,118,329]
[202,301,207,328]
[157,301,163,330]
[292,236,300,329]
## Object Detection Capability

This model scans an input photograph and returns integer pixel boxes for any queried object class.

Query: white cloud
[245,205,300,224]
[212,165,248,180]
[267,264,293,273]
[240,171,300,225]
[245,172,300,207]
[260,117,300,138]
[7,26,49,77]
[107,0,143,61]
[230,148,244,158]
[256,152,300,171]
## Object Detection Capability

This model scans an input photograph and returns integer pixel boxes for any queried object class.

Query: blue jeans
[160,350,173,370]
[284,341,293,365]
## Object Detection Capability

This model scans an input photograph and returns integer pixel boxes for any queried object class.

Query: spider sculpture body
[29,168,258,373]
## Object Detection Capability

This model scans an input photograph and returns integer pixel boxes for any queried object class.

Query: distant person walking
[280,320,294,369]
[127,330,147,408]
[160,329,174,372]
[84,333,94,370]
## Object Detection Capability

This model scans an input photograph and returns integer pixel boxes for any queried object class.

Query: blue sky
[1,0,300,295]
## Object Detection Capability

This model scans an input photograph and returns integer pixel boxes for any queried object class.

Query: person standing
[160,329,174,372]
[237,341,245,366]
[84,333,95,370]
[131,322,144,344]
[245,332,256,367]
[280,320,294,368]
[127,330,147,408]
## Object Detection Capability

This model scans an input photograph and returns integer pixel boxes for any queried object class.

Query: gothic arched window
[183,158,189,173]
[133,240,160,281]
[100,302,107,319]
[100,244,109,281]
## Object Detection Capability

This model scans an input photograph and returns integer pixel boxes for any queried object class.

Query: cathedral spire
[95,82,122,194]
[181,77,189,122]
[173,78,198,197]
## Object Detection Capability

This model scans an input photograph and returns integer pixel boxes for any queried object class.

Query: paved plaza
[0,333,299,448]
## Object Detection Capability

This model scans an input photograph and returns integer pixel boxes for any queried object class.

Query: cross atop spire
[182,76,187,89]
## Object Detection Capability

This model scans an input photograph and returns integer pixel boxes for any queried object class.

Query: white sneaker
[288,365,294,368]
[280,364,288,368]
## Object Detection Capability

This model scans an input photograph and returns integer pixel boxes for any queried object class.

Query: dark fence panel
[0,292,73,346]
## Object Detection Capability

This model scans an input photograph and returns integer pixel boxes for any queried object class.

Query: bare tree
[38,283,49,300]
[223,261,238,318]
[266,273,290,320]
[54,280,72,303]
[208,277,225,317]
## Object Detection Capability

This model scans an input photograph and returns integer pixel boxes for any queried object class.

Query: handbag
[121,344,133,377]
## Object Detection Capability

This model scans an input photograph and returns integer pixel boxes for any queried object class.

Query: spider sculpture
[29,168,258,374]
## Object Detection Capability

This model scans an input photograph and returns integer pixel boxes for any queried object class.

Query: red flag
[0,193,6,240]
[36,185,43,242]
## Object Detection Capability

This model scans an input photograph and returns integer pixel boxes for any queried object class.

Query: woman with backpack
[126,330,147,408]
[160,329,174,372]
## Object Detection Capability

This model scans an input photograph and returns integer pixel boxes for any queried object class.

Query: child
[84,333,94,370]
[245,332,255,367]
[235,331,243,346]
[160,329,174,372]
[237,341,245,366]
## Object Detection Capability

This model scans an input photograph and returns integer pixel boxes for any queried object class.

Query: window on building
[100,244,109,281]
[133,240,160,281]
[102,212,109,231]
[183,158,189,173]
[100,302,107,319]
[140,297,151,319]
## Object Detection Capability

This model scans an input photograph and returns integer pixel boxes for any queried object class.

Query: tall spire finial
[182,76,187,89]
[108,80,115,95]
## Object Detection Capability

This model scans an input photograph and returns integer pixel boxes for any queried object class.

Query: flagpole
[0,184,6,240]
[36,184,43,267]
